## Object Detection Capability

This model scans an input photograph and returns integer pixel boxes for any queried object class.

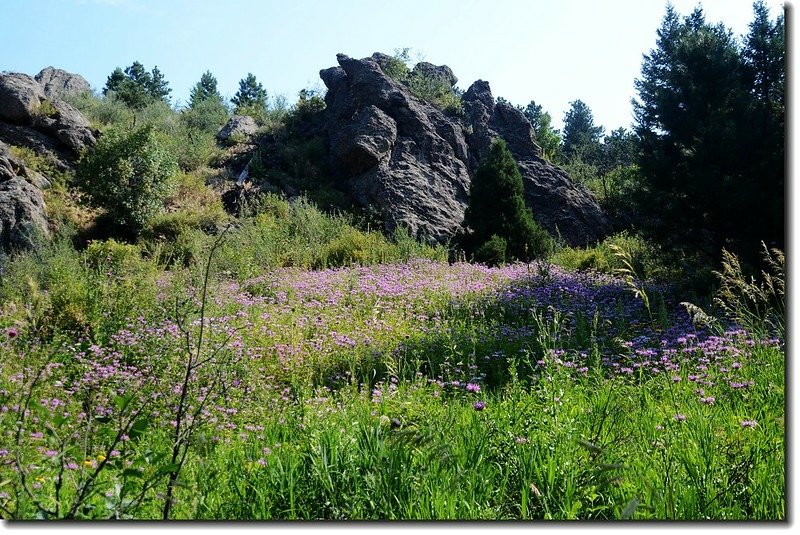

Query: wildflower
[109,450,121,457]
[699,396,715,405]
[671,376,681,383]
[473,401,486,411]
[44,450,58,458]
[6,328,17,339]
[257,458,267,466]
[515,436,528,444]
[96,454,106,463]
[673,414,687,422]
[740,419,757,428]
[66,461,79,470]
[466,383,481,393]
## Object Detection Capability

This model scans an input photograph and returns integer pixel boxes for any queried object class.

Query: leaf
[114,394,134,412]
[128,418,149,441]
[576,438,603,455]
[154,463,181,477]
[621,497,641,519]
[122,468,144,479]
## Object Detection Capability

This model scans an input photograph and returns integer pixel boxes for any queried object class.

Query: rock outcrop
[0,72,97,171]
[0,141,49,254]
[217,115,258,146]
[319,53,610,246]
[35,67,92,100]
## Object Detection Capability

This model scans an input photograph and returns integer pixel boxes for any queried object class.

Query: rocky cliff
[0,70,97,254]
[319,53,610,246]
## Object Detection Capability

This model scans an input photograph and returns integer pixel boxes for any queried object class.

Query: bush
[475,234,507,266]
[463,138,552,261]
[551,231,665,279]
[76,125,178,235]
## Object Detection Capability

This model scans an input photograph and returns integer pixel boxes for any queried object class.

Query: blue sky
[0,0,787,131]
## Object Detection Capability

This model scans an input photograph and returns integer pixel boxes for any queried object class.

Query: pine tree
[189,71,225,109]
[522,100,562,162]
[148,66,171,102]
[463,138,552,263]
[231,73,268,114]
[102,61,171,109]
[632,4,784,264]
[183,71,229,134]
[562,99,604,164]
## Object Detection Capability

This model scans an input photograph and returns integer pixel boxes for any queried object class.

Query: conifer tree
[189,71,225,109]
[231,73,268,114]
[463,138,552,263]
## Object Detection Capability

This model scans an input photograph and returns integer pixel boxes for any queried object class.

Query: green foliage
[284,88,326,134]
[103,61,172,109]
[210,194,446,279]
[561,99,604,165]
[76,126,178,234]
[189,71,226,111]
[0,237,159,340]
[183,94,229,134]
[522,101,561,162]
[382,48,463,115]
[633,3,784,266]
[551,231,665,280]
[474,234,507,266]
[463,139,552,261]
[231,73,268,116]
[683,244,784,339]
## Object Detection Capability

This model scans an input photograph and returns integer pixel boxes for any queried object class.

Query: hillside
[0,14,786,520]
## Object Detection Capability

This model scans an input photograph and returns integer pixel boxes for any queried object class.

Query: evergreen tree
[231,73,268,114]
[147,66,171,102]
[463,138,552,263]
[632,4,784,264]
[562,99,604,164]
[522,100,562,162]
[103,61,171,109]
[189,71,225,109]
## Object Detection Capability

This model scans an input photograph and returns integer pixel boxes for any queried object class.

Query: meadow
[0,227,785,520]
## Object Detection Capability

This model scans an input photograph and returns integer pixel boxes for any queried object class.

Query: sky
[0,0,789,132]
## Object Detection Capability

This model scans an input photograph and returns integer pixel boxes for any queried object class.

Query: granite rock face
[0,141,49,254]
[319,53,610,246]
[0,72,97,170]
[35,67,92,100]
[217,115,259,145]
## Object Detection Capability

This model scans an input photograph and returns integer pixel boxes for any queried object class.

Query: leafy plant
[76,125,178,234]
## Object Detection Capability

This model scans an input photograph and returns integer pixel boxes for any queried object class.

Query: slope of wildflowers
[0,255,784,520]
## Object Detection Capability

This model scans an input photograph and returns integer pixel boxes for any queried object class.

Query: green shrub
[76,125,178,234]
[551,231,665,280]
[475,234,507,266]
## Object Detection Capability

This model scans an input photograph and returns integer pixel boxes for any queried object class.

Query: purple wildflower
[740,419,757,428]
[466,383,481,393]
[673,414,687,422]
[473,401,486,411]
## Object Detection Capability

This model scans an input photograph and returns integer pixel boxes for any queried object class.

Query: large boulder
[321,53,472,242]
[320,53,610,246]
[0,141,49,254]
[35,67,92,100]
[217,115,258,145]
[0,72,97,168]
